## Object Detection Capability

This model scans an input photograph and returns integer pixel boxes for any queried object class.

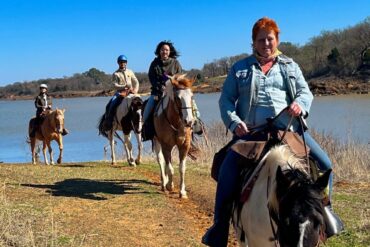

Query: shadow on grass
[22,178,159,200]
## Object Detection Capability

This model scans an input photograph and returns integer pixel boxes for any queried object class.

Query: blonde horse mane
[265,145,308,211]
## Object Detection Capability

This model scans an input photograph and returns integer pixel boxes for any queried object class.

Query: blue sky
[1,0,369,86]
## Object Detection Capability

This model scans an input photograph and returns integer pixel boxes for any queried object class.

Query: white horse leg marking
[154,139,167,191]
[135,132,142,165]
[179,158,187,198]
[109,132,116,165]
[298,220,310,247]
[124,133,136,166]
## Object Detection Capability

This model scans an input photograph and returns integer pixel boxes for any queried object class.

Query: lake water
[0,94,369,163]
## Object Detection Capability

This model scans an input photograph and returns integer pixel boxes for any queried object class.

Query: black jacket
[148,57,182,96]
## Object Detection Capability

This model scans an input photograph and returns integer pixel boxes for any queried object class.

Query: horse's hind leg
[108,131,116,166]
[124,134,136,167]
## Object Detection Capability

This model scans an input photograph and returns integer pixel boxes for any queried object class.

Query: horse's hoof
[135,159,141,165]
[180,193,188,199]
[166,184,174,191]
[128,161,136,167]
[112,163,117,166]
[51,162,55,165]
[57,159,62,164]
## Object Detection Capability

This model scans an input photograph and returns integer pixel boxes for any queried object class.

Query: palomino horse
[153,74,195,198]
[28,109,66,165]
[233,145,330,247]
[98,95,143,166]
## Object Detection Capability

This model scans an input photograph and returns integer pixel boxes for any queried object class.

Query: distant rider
[103,55,140,130]
[31,84,68,137]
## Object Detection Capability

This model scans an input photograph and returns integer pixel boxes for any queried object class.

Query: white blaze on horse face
[298,220,310,247]
[177,88,194,126]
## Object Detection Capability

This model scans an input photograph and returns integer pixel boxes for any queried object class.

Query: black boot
[62,128,69,136]
[323,204,344,238]
[202,202,232,247]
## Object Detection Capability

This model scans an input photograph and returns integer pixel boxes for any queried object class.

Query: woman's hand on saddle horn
[288,102,302,117]
[234,122,249,137]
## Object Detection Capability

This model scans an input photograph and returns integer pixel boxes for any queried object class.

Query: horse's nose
[184,119,194,128]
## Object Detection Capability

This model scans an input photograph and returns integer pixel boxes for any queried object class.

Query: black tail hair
[98,114,109,138]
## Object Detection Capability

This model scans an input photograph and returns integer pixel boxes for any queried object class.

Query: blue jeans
[143,95,156,122]
[108,92,121,113]
[302,132,333,198]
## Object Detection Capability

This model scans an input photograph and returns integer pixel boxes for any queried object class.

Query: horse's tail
[98,114,109,138]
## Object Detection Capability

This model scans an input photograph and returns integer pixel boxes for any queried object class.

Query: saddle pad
[279,131,310,157]
[231,141,267,162]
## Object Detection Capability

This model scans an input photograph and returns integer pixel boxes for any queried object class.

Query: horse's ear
[276,166,290,192]
[314,169,331,192]
[62,108,66,113]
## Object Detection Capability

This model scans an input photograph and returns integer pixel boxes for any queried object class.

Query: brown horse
[153,74,195,198]
[28,109,65,165]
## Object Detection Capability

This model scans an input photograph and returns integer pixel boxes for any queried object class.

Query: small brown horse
[153,74,195,198]
[28,109,65,165]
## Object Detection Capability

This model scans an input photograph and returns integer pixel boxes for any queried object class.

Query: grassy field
[0,124,369,246]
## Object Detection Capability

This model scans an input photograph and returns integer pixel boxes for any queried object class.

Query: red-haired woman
[202,17,342,246]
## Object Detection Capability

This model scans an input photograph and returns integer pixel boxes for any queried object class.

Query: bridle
[161,87,193,132]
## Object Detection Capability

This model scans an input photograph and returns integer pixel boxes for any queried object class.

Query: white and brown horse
[233,145,330,247]
[28,109,65,165]
[153,74,195,198]
[98,95,143,166]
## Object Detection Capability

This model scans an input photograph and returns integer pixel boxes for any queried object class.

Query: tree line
[1,17,369,98]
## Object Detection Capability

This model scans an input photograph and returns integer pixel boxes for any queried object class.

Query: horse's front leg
[135,132,142,165]
[56,136,63,164]
[178,147,188,199]
[154,139,168,192]
[42,141,50,165]
[124,133,136,167]
[47,140,54,165]
[162,147,174,192]
[108,131,116,166]
[30,138,37,165]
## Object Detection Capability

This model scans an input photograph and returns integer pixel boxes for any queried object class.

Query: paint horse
[233,145,330,247]
[28,109,66,165]
[98,95,143,166]
[153,74,195,198]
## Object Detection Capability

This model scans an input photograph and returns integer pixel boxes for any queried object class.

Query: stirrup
[323,205,344,237]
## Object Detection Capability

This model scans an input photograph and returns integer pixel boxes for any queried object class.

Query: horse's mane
[172,74,194,89]
[265,145,308,211]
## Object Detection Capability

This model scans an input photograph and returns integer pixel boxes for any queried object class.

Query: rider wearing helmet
[103,54,140,130]
[30,84,68,137]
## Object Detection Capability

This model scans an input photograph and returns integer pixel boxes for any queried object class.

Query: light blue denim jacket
[219,54,313,132]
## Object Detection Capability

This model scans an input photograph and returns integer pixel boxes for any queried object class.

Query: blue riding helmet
[117,55,128,63]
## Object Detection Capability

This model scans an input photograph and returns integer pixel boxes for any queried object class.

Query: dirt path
[0,162,223,247]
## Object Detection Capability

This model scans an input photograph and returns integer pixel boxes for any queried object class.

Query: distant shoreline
[1,75,368,101]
